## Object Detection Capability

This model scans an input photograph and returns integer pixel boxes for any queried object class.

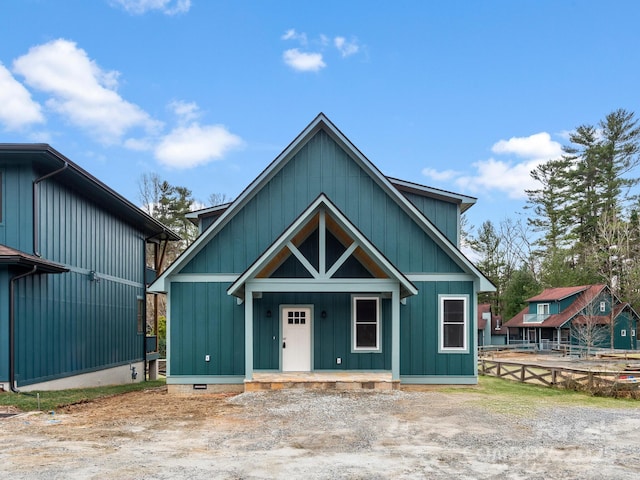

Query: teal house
[0,144,178,392]
[151,114,494,391]
[505,284,639,351]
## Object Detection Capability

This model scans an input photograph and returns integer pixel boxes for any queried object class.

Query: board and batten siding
[180,130,463,276]
[253,292,391,371]
[169,282,245,376]
[38,181,146,282]
[0,164,36,253]
[14,272,142,385]
[400,191,459,245]
[0,268,9,381]
[11,174,147,386]
[400,281,476,377]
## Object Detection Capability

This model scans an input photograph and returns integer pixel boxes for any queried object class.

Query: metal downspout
[9,266,37,393]
[33,162,68,256]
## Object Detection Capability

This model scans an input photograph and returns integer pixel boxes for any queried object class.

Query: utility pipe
[9,266,37,393]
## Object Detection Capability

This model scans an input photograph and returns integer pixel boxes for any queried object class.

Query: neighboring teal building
[0,144,178,391]
[505,284,639,350]
[151,114,494,391]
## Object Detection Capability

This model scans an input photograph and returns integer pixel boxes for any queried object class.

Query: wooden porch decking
[245,371,398,392]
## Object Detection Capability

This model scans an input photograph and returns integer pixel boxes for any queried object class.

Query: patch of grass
[0,380,165,413]
[467,376,639,414]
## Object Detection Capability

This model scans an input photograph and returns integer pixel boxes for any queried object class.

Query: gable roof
[0,244,69,273]
[527,285,589,302]
[227,193,418,299]
[150,113,494,293]
[0,144,180,242]
[388,177,477,213]
[505,284,611,328]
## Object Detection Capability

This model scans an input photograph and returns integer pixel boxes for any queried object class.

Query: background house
[477,303,507,347]
[151,114,494,392]
[0,144,178,392]
[504,284,638,351]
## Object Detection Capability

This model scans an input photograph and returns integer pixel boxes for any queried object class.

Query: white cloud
[0,62,44,130]
[169,100,201,124]
[422,167,461,182]
[155,123,243,168]
[491,132,562,159]
[13,39,160,145]
[425,132,564,200]
[455,157,546,200]
[283,49,326,72]
[282,29,307,45]
[110,0,191,15]
[334,36,359,57]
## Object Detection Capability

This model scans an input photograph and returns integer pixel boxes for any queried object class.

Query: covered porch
[227,195,417,384]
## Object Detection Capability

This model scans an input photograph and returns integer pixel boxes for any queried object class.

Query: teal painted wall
[0,164,35,252]
[169,282,245,376]
[14,272,143,385]
[0,268,8,381]
[1,157,150,386]
[614,312,637,349]
[180,130,463,276]
[400,281,476,376]
[253,292,391,371]
[400,191,459,244]
[38,181,146,281]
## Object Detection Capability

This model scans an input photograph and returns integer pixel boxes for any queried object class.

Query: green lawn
[460,376,639,416]
[0,380,165,413]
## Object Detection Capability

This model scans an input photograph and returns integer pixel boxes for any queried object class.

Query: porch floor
[245,371,398,392]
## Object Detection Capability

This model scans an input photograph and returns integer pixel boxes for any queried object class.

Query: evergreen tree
[502,269,541,320]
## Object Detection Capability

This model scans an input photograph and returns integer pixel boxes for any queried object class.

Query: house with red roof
[477,303,507,346]
[504,285,638,350]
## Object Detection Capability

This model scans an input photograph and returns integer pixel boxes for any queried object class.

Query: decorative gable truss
[228,193,417,301]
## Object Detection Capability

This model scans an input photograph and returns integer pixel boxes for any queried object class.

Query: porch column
[244,284,254,381]
[391,283,400,381]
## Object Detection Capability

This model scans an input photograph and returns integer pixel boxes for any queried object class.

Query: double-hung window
[439,295,468,352]
[352,296,380,352]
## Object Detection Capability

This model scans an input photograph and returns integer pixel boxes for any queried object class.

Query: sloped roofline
[526,285,592,302]
[150,113,494,293]
[388,177,477,213]
[0,144,180,242]
[0,244,69,273]
[227,193,418,299]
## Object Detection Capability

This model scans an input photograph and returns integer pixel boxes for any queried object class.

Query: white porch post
[391,283,400,381]
[244,284,254,381]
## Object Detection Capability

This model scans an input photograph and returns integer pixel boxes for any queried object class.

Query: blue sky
[2,0,640,232]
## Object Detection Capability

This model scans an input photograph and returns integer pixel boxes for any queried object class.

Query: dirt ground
[1,386,639,479]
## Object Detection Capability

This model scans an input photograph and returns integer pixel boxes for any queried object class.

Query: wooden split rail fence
[479,358,640,396]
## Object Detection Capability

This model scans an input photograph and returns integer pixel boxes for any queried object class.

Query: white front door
[282,307,311,371]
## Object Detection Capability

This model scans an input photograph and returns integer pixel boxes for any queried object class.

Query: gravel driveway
[1,387,639,479]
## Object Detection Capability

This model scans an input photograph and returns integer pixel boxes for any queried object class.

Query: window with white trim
[537,303,550,315]
[440,295,468,352]
[621,329,627,337]
[352,296,380,352]
[600,301,606,312]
